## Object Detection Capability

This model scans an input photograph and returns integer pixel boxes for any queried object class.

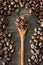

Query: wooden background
[6,9,43,65]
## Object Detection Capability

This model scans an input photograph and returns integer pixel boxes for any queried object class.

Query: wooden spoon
[15,16,29,65]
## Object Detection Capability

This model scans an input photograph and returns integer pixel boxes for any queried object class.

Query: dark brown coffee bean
[0,42,3,48]
[2,61,8,65]
[25,2,29,9]
[0,49,3,60]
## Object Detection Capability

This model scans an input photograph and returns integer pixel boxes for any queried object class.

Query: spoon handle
[21,36,24,65]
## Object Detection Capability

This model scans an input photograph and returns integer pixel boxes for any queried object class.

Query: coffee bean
[25,2,29,9]
[2,61,8,65]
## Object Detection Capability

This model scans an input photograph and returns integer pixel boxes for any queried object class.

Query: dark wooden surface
[6,9,43,65]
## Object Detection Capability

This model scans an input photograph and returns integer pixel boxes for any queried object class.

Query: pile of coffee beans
[0,0,16,64]
[31,0,43,27]
[0,30,15,65]
[15,16,29,31]
[0,0,18,16]
[31,0,40,17]
[0,0,43,27]
[0,15,8,30]
[0,0,33,16]
[28,27,43,65]
[39,0,43,27]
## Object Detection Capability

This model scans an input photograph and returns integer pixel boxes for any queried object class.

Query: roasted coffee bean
[31,55,36,60]
[30,44,35,49]
[8,32,12,38]
[31,49,35,54]
[25,2,29,9]
[16,8,20,13]
[6,57,11,62]
[19,2,25,8]
[10,48,15,54]
[0,42,3,48]
[0,49,3,60]
[2,61,8,65]
[28,58,32,63]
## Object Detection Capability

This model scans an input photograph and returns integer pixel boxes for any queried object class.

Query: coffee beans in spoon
[15,16,29,31]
